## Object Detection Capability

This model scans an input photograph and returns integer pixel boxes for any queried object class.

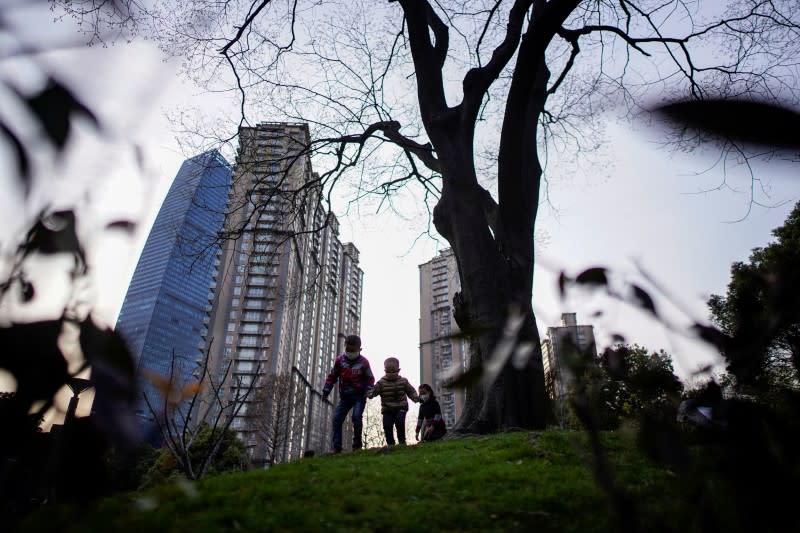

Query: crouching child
[416,383,446,442]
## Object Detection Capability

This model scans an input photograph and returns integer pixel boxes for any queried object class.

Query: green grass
[19,431,689,533]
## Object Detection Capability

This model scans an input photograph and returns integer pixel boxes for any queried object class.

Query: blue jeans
[332,394,366,451]
[382,410,407,445]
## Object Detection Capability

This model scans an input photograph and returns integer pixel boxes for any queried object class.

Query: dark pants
[332,394,366,451]
[422,419,447,442]
[382,410,407,445]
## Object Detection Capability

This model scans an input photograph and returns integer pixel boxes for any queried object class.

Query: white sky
[95,78,798,389]
[1,3,798,415]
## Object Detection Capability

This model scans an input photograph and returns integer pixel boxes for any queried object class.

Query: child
[368,357,419,446]
[415,383,447,442]
[322,334,375,453]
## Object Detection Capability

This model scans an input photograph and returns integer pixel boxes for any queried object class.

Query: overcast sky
[97,72,798,389]
[1,2,798,410]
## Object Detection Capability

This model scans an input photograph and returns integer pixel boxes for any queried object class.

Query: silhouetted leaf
[631,284,657,316]
[133,144,145,171]
[21,78,99,150]
[23,210,85,266]
[106,220,137,233]
[20,280,34,302]
[653,99,800,150]
[443,364,483,389]
[79,319,140,448]
[575,267,608,286]
[557,271,568,298]
[691,323,729,352]
[455,323,494,339]
[0,320,68,406]
[1,122,30,187]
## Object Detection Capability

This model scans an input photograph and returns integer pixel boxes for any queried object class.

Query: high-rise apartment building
[419,248,468,429]
[115,150,232,423]
[203,123,363,464]
[541,313,597,420]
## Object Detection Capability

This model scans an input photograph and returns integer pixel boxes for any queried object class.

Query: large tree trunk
[397,0,573,433]
[432,155,548,433]
[430,23,555,433]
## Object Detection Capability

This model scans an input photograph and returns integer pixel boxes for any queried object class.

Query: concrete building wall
[418,248,468,429]
[541,313,597,425]
[203,123,363,463]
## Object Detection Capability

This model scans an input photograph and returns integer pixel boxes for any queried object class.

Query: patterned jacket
[370,373,419,413]
[323,354,375,398]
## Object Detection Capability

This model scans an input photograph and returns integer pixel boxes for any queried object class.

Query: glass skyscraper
[115,150,232,424]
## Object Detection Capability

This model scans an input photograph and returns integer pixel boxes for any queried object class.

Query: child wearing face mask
[416,383,447,442]
[368,357,419,446]
[322,334,375,453]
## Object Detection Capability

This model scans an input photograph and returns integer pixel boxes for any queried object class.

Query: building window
[234,361,255,372]
[247,287,266,297]
[239,335,258,347]
[242,311,262,321]
[238,348,257,359]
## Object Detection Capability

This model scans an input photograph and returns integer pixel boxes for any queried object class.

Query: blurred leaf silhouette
[653,99,800,151]
[0,2,136,518]
[445,306,534,389]
[575,267,609,287]
[15,78,99,150]
[21,210,85,267]
[79,319,139,449]
[0,123,29,179]
[2,78,101,193]
[105,220,137,233]
[630,285,657,317]
[0,320,68,414]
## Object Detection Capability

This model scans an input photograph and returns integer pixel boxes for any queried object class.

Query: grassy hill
[19,430,694,532]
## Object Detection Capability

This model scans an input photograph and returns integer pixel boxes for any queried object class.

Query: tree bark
[395,0,585,432]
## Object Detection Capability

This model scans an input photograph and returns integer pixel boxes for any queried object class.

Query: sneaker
[333,448,342,454]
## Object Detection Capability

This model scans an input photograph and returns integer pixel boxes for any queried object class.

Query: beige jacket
[370,372,419,413]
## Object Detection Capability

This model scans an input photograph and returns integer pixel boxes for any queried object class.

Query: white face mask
[420,394,430,402]
[345,350,360,361]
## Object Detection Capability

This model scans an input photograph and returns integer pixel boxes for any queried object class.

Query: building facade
[418,248,468,429]
[115,150,232,425]
[541,313,597,423]
[203,122,363,464]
